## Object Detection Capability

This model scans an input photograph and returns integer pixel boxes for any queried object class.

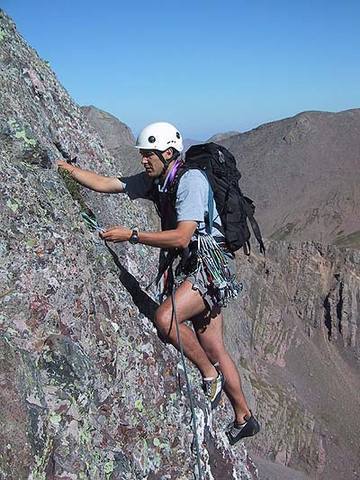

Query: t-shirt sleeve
[120,172,153,200]
[176,170,208,223]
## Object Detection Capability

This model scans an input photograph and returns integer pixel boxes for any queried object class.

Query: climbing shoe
[202,370,225,409]
[225,412,260,445]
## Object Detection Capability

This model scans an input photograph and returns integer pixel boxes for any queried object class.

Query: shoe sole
[226,417,260,445]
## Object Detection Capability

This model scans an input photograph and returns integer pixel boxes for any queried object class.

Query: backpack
[169,142,265,255]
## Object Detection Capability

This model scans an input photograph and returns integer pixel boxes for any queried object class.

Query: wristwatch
[129,227,139,245]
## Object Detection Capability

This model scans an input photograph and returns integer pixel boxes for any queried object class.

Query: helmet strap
[154,149,174,175]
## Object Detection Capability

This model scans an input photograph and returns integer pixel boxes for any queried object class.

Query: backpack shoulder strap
[241,196,266,254]
[206,180,214,234]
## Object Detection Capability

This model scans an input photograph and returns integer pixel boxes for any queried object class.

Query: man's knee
[154,308,173,341]
[202,344,226,365]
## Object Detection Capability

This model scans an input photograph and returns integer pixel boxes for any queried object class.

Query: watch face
[130,229,139,244]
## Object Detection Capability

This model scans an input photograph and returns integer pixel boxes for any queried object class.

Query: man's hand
[100,226,132,243]
[57,159,74,173]
[99,221,197,248]
[56,160,124,193]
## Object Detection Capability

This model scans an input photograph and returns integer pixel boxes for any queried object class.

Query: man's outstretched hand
[100,226,132,243]
[57,160,75,173]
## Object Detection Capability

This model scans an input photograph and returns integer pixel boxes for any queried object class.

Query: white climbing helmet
[135,122,183,153]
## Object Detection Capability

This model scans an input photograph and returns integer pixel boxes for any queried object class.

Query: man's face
[140,150,164,178]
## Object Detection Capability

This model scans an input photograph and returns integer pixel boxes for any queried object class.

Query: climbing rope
[169,266,203,480]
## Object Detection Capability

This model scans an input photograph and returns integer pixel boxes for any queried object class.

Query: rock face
[218,110,360,247]
[0,11,255,480]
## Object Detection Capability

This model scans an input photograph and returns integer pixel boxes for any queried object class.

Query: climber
[57,121,260,443]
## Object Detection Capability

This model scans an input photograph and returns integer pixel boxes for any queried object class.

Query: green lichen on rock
[58,168,93,217]
[104,460,114,478]
[269,222,296,241]
[48,411,62,428]
[15,128,37,146]
[7,119,37,146]
[6,198,19,213]
[335,230,360,248]
[135,398,144,412]
[30,434,54,480]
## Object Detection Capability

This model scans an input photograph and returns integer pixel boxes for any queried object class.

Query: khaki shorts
[175,253,240,312]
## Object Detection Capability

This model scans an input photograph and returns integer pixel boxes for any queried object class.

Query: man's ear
[163,148,174,160]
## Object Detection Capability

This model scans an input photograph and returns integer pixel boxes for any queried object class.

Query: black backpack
[169,142,265,255]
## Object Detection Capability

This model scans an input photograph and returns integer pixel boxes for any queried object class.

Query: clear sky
[2,0,360,139]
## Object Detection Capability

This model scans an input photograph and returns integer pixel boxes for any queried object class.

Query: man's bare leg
[154,280,218,379]
[194,311,251,423]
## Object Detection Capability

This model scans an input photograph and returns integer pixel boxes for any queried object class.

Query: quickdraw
[194,234,241,306]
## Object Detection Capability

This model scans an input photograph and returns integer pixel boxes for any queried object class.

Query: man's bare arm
[57,160,124,193]
[101,221,198,249]
[138,221,197,249]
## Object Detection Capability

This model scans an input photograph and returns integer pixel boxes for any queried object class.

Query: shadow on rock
[105,243,158,322]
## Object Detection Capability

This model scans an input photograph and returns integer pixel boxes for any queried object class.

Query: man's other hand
[100,226,132,242]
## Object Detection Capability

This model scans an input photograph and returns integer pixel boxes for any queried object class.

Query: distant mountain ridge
[183,138,201,151]
[81,105,135,147]
[207,130,240,142]
[217,109,360,247]
[81,105,141,175]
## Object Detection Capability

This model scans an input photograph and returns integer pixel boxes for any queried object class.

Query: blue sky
[3,0,360,139]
